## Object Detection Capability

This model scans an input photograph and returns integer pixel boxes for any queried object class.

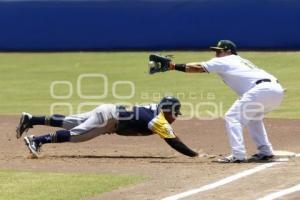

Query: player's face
[164,112,177,124]
[215,49,232,57]
[215,49,226,57]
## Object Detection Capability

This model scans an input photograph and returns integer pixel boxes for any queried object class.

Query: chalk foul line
[257,183,300,200]
[162,162,281,200]
[162,153,300,200]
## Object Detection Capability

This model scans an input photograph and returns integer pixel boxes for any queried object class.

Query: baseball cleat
[247,154,274,162]
[24,135,42,157]
[16,112,33,139]
[217,155,246,163]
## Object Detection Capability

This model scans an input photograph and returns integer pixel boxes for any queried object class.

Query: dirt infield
[1,115,299,200]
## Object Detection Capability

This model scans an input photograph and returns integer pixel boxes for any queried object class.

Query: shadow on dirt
[150,160,207,164]
[46,155,176,159]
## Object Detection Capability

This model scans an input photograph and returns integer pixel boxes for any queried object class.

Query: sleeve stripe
[148,118,155,131]
[200,62,209,73]
[202,66,209,73]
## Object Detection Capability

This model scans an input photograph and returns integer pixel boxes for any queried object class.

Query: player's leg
[246,83,284,161]
[247,120,273,156]
[24,130,70,157]
[16,109,94,139]
[221,91,264,162]
[69,104,118,142]
[23,111,91,156]
[222,99,248,162]
[16,113,65,139]
[23,104,118,156]
[62,110,93,130]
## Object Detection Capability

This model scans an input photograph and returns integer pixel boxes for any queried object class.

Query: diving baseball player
[16,96,198,158]
[149,40,284,163]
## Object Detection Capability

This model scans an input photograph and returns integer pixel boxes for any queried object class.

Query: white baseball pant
[224,82,284,160]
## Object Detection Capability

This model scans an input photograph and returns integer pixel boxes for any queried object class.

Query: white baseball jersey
[201,55,277,96]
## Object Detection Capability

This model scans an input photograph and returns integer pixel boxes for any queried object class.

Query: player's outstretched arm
[148,54,206,74]
[169,62,207,73]
[164,137,198,157]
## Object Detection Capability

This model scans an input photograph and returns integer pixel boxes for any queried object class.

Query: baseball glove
[148,54,172,74]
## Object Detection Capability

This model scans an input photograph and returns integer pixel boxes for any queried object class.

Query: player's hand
[193,149,214,158]
[192,152,199,157]
[148,54,173,74]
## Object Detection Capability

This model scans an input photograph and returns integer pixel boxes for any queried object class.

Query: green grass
[0,170,146,200]
[0,51,299,118]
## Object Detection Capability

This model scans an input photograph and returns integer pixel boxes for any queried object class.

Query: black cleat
[24,135,42,157]
[16,112,33,139]
[247,154,274,162]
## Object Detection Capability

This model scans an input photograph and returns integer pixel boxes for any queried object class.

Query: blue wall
[0,0,300,51]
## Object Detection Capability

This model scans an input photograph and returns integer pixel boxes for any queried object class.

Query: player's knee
[225,111,250,127]
[224,112,240,123]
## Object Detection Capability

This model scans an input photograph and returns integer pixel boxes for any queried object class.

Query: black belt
[255,79,279,85]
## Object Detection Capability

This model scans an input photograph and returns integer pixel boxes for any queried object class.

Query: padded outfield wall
[0,0,300,51]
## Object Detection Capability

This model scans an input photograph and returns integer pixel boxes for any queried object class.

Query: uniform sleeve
[164,138,198,157]
[200,58,225,73]
[148,112,176,139]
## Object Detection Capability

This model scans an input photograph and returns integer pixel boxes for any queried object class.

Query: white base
[273,150,296,158]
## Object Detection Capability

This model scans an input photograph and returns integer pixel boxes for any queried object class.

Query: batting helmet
[159,96,182,116]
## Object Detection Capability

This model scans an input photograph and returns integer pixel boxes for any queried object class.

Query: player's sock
[52,130,71,143]
[33,134,51,144]
[30,116,46,125]
[46,114,65,127]
[31,114,65,127]
[34,130,71,144]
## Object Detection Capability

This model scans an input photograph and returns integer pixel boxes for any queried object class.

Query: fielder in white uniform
[167,40,284,163]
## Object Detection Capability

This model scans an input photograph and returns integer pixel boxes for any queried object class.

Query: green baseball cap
[210,40,237,55]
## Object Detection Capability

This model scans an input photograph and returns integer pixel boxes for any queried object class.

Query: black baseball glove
[148,54,172,74]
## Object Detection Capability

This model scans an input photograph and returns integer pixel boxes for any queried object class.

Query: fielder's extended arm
[164,137,198,157]
[169,62,207,73]
[148,54,206,74]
